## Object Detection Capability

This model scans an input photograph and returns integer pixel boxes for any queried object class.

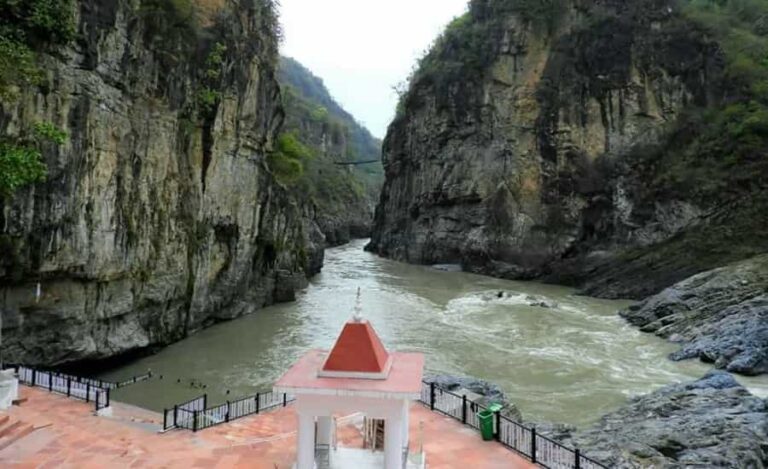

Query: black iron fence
[8,364,152,390]
[421,381,607,469]
[17,366,110,412]
[163,391,294,432]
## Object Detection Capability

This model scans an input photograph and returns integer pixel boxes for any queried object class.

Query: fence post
[203,394,208,410]
[193,410,198,432]
[32,369,37,386]
[256,393,261,414]
[495,412,501,441]
[106,388,110,408]
[430,382,436,411]
[283,393,287,407]
[226,401,231,422]
[173,405,178,428]
[531,426,537,463]
[461,395,467,424]
[94,391,99,412]
[86,383,91,403]
[163,409,168,430]
[66,377,71,397]
[49,373,53,392]
[575,448,581,469]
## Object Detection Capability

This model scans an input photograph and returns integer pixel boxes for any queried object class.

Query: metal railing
[163,390,295,432]
[421,381,607,469]
[9,364,152,390]
[17,366,110,412]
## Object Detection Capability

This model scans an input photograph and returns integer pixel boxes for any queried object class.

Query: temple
[275,292,425,469]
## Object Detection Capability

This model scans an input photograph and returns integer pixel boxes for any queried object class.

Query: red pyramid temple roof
[322,320,390,374]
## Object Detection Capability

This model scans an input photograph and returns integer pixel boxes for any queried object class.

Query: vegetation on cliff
[604,0,768,286]
[277,56,383,243]
[0,0,75,196]
[0,0,76,101]
[0,122,66,196]
[648,0,768,199]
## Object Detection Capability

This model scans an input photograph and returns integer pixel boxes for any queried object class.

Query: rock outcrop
[368,0,768,300]
[621,255,768,376]
[568,371,768,467]
[0,0,317,366]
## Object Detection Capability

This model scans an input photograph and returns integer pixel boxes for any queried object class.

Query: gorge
[364,0,768,465]
[1,0,767,467]
[0,0,380,367]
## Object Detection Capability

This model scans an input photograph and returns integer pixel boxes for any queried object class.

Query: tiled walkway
[0,386,535,468]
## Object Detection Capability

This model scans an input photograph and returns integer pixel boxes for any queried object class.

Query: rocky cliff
[0,0,318,366]
[368,0,768,300]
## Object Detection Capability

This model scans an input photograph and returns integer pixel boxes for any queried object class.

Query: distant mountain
[278,56,381,164]
[277,56,383,246]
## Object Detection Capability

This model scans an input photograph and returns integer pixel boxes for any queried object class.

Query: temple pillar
[384,413,404,469]
[297,411,315,469]
[401,399,410,449]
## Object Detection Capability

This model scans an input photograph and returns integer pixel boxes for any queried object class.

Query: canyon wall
[368,0,768,299]
[0,0,318,366]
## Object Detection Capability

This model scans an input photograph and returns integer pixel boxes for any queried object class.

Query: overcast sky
[279,0,469,139]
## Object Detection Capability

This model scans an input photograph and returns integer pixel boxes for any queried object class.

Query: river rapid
[102,239,768,427]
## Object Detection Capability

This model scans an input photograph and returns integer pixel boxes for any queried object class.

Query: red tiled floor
[0,386,536,468]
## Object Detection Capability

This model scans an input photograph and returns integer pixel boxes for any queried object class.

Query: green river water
[102,239,768,427]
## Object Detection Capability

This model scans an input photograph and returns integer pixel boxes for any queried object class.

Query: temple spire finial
[352,287,363,322]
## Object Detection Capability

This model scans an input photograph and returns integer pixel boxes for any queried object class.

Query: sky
[279,0,469,139]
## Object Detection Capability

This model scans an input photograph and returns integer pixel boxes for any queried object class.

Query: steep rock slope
[622,255,768,375]
[568,371,768,467]
[0,0,316,366]
[278,57,383,246]
[368,0,768,299]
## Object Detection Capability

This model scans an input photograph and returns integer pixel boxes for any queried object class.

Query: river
[102,239,768,427]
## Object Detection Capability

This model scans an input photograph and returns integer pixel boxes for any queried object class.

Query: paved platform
[0,386,535,468]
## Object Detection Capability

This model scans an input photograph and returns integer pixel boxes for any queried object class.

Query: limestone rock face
[368,0,766,299]
[0,0,317,366]
[569,371,768,467]
[621,255,768,376]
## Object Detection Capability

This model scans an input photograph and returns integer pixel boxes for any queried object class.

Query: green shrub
[0,121,67,197]
[0,144,47,196]
[33,121,67,144]
[0,0,76,45]
[0,37,42,100]
[205,42,226,80]
[0,0,75,100]
[197,88,221,113]
[267,133,313,184]
[310,105,329,122]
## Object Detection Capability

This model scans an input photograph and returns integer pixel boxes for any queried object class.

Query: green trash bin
[478,409,495,441]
